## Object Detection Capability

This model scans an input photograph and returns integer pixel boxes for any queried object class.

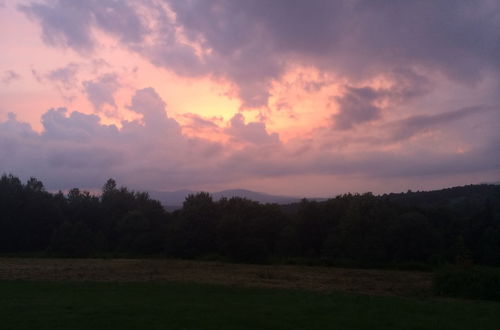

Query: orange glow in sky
[1,0,499,196]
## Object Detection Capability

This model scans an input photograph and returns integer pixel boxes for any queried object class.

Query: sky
[1,0,499,197]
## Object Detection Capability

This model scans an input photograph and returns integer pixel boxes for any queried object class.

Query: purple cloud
[183,113,219,129]
[19,0,147,53]
[388,105,493,142]
[82,73,120,113]
[167,0,500,105]
[19,0,500,110]
[0,97,498,193]
[126,87,182,137]
[1,70,21,84]
[331,68,433,130]
[46,63,79,89]
[332,86,382,130]
[6,1,500,194]
[225,113,280,145]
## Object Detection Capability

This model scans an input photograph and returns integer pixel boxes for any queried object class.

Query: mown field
[1,258,499,330]
[0,258,431,296]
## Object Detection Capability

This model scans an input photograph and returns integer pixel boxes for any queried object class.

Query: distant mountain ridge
[150,182,500,211]
[149,189,301,210]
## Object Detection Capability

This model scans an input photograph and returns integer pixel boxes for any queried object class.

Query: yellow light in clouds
[267,65,344,141]
[92,31,241,124]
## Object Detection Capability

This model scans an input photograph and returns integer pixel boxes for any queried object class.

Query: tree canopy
[0,174,499,267]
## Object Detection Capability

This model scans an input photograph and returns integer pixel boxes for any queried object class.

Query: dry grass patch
[0,258,431,296]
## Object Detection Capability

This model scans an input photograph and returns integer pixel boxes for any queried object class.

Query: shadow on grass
[1,280,500,330]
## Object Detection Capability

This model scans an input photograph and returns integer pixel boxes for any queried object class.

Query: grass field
[1,258,498,329]
[2,280,500,330]
[0,258,431,296]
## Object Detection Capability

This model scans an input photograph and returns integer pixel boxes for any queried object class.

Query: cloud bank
[1,87,498,194]
[19,0,500,108]
[1,0,498,195]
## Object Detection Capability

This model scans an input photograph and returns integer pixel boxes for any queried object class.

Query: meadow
[0,258,431,295]
[1,179,499,329]
[1,258,500,330]
[2,280,500,330]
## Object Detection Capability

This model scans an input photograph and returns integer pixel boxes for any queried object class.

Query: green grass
[1,281,500,330]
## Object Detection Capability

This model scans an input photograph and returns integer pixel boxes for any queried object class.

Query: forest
[1,174,499,268]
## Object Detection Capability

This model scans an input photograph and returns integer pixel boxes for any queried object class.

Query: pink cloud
[1,1,498,195]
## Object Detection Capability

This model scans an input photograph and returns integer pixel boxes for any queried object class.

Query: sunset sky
[1,0,499,197]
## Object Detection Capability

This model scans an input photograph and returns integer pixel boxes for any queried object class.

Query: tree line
[0,174,499,267]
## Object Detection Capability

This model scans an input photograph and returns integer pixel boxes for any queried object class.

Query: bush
[433,265,500,301]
